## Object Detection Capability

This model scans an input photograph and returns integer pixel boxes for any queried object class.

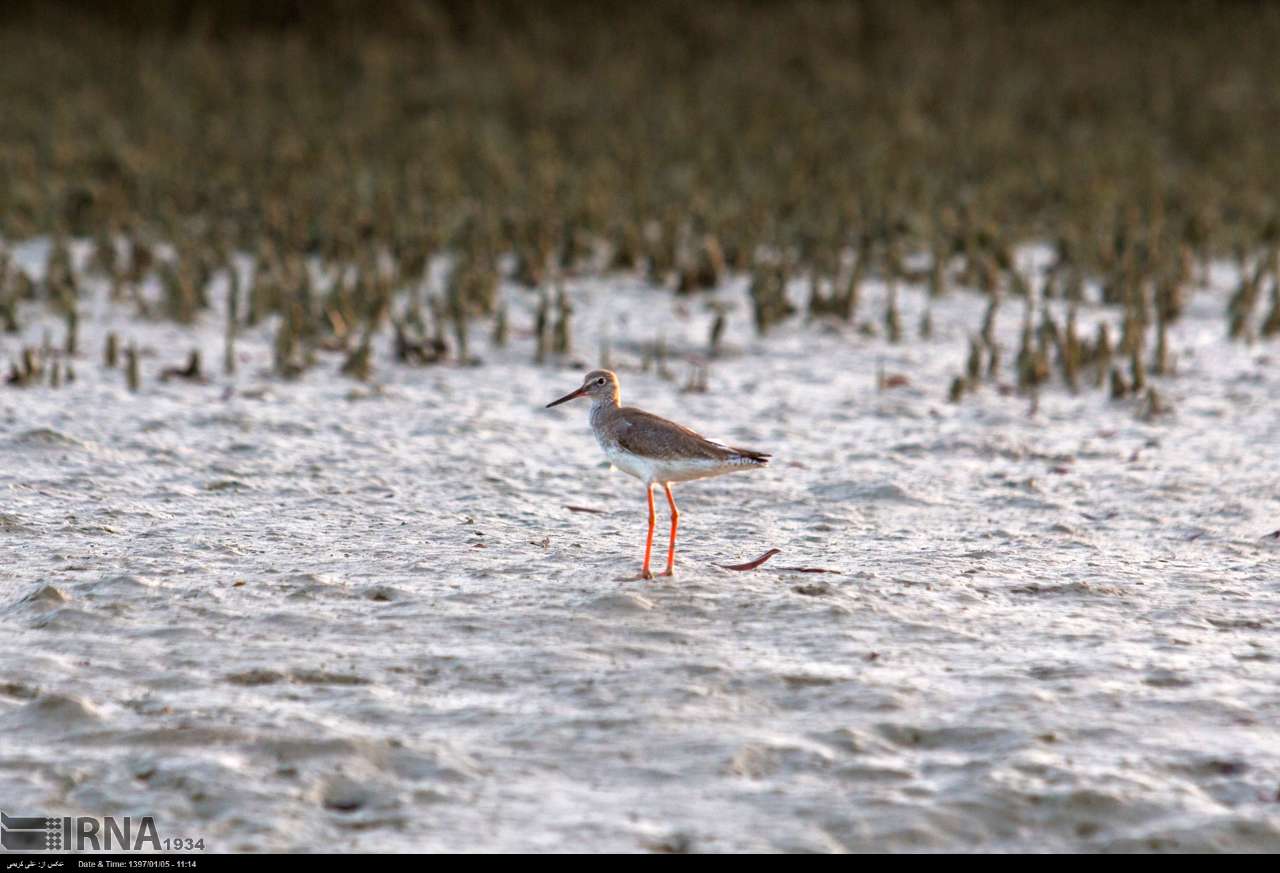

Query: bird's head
[546,369,620,408]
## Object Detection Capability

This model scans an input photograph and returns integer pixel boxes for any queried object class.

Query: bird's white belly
[604,443,655,482]
[603,442,735,484]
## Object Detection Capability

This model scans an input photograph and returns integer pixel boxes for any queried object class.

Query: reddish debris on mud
[718,549,782,571]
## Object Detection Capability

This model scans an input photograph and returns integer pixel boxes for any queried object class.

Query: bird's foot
[620,570,655,582]
[658,568,675,577]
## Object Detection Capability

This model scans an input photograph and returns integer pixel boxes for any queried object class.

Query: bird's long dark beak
[546,385,588,408]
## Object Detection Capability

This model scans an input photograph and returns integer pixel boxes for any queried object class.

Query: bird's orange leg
[660,483,679,576]
[640,485,656,580]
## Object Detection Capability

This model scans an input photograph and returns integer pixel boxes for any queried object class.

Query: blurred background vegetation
[2,1,1279,395]
[3,0,1278,256]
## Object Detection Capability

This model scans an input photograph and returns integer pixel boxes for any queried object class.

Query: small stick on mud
[718,548,781,571]
[160,349,205,383]
[225,268,239,376]
[125,343,140,391]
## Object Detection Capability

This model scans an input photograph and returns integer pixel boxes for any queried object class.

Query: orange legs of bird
[640,485,656,580]
[637,483,679,581]
[660,483,679,576]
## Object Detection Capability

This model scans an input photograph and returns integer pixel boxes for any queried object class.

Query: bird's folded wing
[613,408,738,461]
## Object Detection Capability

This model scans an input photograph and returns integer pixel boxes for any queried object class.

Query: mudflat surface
[2,241,1278,851]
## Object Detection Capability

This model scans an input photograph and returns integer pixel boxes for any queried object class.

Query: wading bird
[546,369,770,579]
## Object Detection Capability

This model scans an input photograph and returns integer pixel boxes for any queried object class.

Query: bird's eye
[596,378,605,385]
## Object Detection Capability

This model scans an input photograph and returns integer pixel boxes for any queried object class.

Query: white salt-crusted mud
[1,240,1278,852]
